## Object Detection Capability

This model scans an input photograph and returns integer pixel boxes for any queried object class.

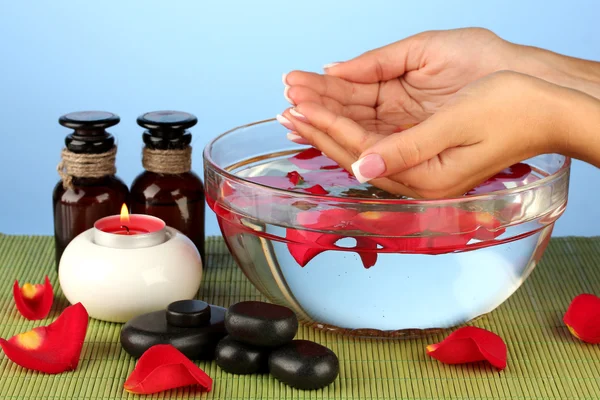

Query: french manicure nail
[290,108,308,122]
[287,132,309,144]
[323,62,340,71]
[284,86,293,104]
[282,72,289,85]
[276,114,295,130]
[351,154,386,183]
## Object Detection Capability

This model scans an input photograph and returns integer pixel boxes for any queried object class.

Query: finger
[284,71,378,106]
[350,116,459,183]
[291,102,385,158]
[287,85,377,121]
[323,33,428,83]
[281,107,421,197]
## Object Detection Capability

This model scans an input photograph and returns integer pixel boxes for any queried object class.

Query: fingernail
[282,72,289,85]
[276,114,295,130]
[323,62,340,71]
[287,132,309,144]
[284,86,293,104]
[351,154,386,183]
[290,108,308,122]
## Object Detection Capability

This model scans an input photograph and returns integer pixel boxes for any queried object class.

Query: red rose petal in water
[563,294,600,344]
[286,229,344,267]
[290,148,339,170]
[124,344,212,394]
[303,184,328,195]
[494,162,532,180]
[472,212,505,240]
[355,237,378,268]
[13,276,54,320]
[286,171,304,186]
[426,326,507,370]
[0,303,89,374]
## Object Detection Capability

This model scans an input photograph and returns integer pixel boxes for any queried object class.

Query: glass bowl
[203,119,570,338]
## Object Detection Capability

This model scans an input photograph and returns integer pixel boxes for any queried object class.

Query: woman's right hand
[281,71,600,199]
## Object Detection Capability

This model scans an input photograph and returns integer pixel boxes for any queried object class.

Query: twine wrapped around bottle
[142,147,192,174]
[57,147,118,190]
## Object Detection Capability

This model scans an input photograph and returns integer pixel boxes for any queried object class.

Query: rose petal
[472,212,505,240]
[426,326,507,370]
[290,148,339,170]
[124,344,212,394]
[286,229,344,267]
[13,276,54,320]
[286,171,304,186]
[494,163,532,180]
[352,211,423,236]
[563,294,600,344]
[0,303,89,374]
[355,237,378,268]
[303,184,328,195]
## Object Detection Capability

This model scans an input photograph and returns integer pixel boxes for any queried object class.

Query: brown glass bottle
[52,111,129,270]
[130,111,205,264]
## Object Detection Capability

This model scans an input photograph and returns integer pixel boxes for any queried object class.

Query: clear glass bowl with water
[203,119,570,338]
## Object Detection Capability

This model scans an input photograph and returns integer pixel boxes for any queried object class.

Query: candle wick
[120,225,130,234]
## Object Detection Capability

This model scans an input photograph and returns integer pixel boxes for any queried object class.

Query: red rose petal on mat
[290,148,339,170]
[563,294,600,344]
[286,171,304,186]
[13,276,54,320]
[0,303,89,374]
[124,344,212,394]
[426,326,507,370]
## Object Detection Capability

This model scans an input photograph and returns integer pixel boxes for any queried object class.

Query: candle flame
[120,203,130,224]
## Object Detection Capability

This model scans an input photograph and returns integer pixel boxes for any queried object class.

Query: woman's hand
[282,27,600,143]
[280,71,574,198]
[282,28,517,135]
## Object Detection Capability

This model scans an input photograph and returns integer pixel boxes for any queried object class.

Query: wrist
[551,87,600,167]
[506,43,600,100]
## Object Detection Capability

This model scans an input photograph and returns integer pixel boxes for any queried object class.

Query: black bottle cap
[59,111,119,154]
[137,110,197,150]
[166,300,211,328]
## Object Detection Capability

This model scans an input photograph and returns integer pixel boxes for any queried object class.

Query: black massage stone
[215,335,269,375]
[268,340,339,390]
[167,300,211,327]
[120,300,227,360]
[225,301,298,347]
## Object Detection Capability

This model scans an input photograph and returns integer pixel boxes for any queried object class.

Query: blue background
[0,0,598,237]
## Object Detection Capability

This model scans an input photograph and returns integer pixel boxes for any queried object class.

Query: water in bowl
[210,148,552,336]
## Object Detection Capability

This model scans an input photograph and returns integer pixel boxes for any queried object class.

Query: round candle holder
[58,214,203,323]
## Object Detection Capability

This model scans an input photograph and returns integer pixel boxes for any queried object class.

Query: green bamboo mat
[1,235,600,399]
